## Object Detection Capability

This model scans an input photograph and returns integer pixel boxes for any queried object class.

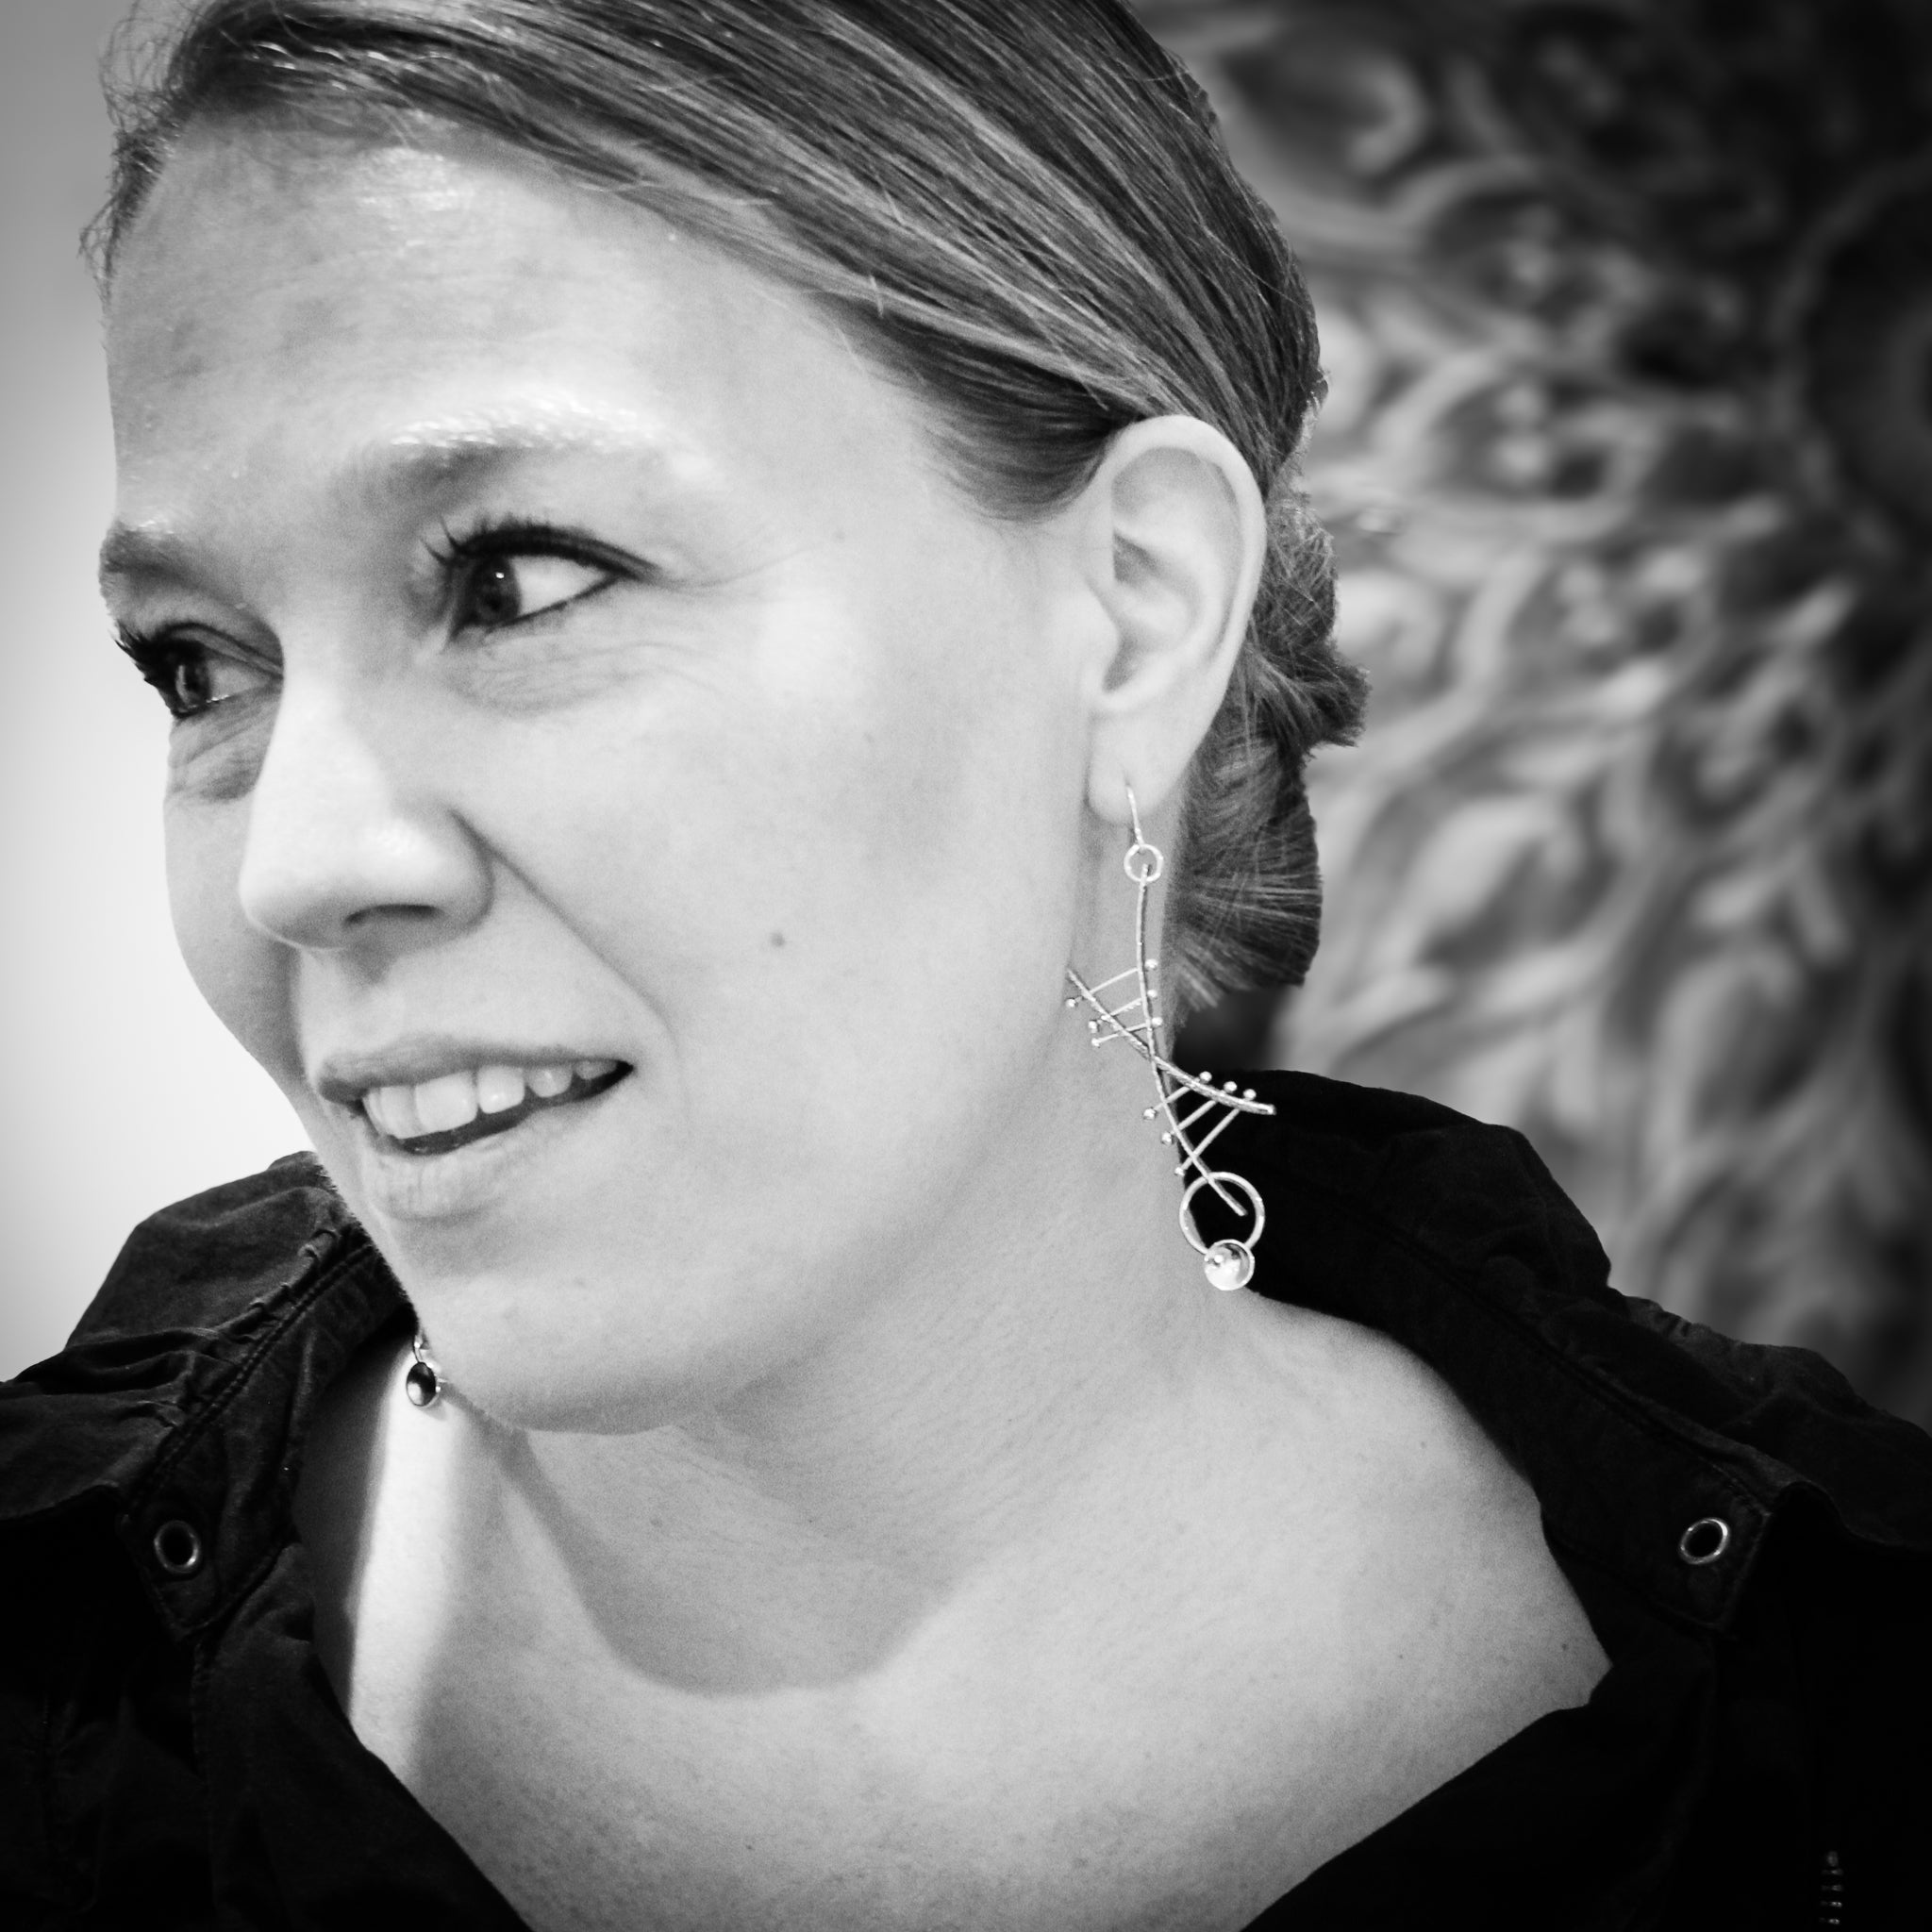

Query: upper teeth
[361,1060,619,1141]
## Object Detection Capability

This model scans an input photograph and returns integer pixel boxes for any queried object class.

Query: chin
[391,1250,800,1437]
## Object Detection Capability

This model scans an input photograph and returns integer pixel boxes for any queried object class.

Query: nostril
[342,901,451,929]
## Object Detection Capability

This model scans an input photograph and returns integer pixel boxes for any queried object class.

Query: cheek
[558,569,1073,1002]
[541,577,1084,1155]
[164,794,300,1084]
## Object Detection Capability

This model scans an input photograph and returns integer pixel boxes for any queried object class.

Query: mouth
[354,1058,632,1158]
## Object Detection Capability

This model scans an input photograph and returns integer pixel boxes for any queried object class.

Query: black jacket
[4,1074,1930,1928]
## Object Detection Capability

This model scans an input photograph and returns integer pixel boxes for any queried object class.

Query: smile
[358,1059,630,1157]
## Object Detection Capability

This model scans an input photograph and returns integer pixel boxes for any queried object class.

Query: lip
[342,1063,635,1224]
[311,1033,628,1107]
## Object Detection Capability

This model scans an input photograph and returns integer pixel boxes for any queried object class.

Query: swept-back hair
[93,0,1367,1011]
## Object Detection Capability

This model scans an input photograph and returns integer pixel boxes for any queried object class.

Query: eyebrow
[359,418,675,493]
[98,524,200,591]
[99,418,679,591]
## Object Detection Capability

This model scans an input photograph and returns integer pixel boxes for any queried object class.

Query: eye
[450,546,617,632]
[117,630,275,723]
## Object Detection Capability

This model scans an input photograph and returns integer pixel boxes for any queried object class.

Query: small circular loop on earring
[1177,1172,1267,1253]
[1123,779,1164,884]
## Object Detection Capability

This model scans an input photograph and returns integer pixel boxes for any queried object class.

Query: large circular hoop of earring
[1178,1171,1266,1291]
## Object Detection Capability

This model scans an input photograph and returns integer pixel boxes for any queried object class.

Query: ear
[1075,415,1268,827]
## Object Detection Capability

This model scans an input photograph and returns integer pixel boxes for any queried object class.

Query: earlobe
[1079,416,1268,825]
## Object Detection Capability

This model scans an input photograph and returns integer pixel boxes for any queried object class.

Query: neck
[463,1028,1267,1690]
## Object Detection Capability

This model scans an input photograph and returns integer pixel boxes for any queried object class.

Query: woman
[3,1,1927,1925]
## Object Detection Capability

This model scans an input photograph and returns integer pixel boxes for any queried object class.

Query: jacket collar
[0,1156,406,1640]
[1233,1074,1932,1634]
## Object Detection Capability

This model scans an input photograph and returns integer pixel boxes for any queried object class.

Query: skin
[104,122,1608,1931]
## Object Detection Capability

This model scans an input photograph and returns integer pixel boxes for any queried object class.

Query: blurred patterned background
[1150,0,1932,1426]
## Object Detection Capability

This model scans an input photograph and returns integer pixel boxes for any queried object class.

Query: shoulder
[0,1162,399,1928]
[66,1152,352,1350]
[1227,1072,1932,1584]
[1232,1069,1618,1318]
[1224,1074,1932,1913]
[0,1155,399,1530]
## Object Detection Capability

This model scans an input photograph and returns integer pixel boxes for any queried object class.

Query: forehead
[104,122,927,517]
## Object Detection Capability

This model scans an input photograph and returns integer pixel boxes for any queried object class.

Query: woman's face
[103,125,1103,1426]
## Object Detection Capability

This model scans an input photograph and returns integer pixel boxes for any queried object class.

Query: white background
[1,0,305,1374]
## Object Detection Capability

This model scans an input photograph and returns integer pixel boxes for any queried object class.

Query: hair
[92,0,1368,1016]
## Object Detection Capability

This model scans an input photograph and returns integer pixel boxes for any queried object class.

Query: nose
[236,679,490,954]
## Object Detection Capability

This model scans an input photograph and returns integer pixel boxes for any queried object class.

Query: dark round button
[152,1519,205,1577]
[1677,1516,1731,1567]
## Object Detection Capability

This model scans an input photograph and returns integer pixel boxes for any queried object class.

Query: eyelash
[116,517,633,722]
[114,625,256,723]
[425,514,630,626]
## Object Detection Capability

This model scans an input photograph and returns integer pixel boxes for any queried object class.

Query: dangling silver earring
[1065,788,1276,1291]
[405,1327,445,1408]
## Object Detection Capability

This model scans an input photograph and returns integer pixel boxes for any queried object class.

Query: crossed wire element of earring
[1065,790,1277,1291]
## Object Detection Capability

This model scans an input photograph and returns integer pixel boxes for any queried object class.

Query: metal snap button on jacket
[1676,1516,1731,1567]
[151,1518,205,1577]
